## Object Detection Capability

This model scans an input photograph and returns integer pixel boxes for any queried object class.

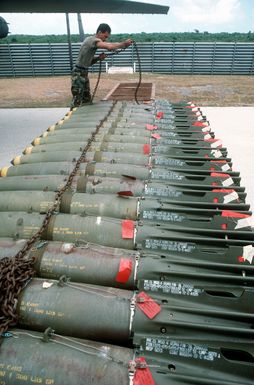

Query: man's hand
[123,39,133,48]
[99,53,107,61]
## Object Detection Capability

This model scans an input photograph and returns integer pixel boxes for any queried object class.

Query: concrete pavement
[202,107,254,211]
[0,108,68,168]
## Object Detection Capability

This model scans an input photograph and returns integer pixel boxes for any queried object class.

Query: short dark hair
[96,23,111,34]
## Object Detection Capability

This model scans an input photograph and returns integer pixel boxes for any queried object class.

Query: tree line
[1,31,254,44]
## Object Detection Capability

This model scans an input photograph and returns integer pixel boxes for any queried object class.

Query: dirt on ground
[0,73,254,108]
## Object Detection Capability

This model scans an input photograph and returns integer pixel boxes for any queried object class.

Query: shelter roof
[0,0,169,14]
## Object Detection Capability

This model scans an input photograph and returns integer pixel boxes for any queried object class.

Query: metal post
[65,13,73,71]
[77,13,85,42]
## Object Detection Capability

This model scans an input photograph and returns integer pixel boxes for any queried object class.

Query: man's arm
[91,39,133,65]
[96,39,133,51]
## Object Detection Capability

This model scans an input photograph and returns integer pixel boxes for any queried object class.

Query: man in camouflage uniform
[71,23,132,108]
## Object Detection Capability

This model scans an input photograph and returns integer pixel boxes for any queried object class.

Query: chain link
[0,102,116,335]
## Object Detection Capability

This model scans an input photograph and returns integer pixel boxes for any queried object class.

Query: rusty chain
[0,102,117,335]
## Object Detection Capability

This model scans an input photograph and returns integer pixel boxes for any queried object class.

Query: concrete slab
[0,108,68,167]
[202,107,254,211]
[0,106,253,211]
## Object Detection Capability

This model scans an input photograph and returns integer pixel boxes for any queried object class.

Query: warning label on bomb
[143,280,204,297]
[145,338,220,361]
[151,170,184,181]
[145,186,183,198]
[142,210,185,222]
[154,157,185,166]
[144,239,196,253]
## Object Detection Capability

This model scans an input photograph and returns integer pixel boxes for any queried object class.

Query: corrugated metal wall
[1,42,254,77]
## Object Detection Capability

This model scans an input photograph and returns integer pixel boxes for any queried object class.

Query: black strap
[75,65,89,71]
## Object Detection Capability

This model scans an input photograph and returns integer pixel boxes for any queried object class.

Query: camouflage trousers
[71,69,91,108]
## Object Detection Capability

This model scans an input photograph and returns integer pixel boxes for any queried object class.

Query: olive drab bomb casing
[2,329,253,385]
[0,99,254,385]
[0,329,133,385]
[1,238,254,288]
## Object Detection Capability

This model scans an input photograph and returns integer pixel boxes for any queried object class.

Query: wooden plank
[102,82,121,101]
[103,82,155,101]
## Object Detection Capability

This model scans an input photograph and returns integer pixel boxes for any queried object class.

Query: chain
[0,102,116,335]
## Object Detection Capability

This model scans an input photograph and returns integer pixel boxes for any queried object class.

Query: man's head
[96,23,111,41]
